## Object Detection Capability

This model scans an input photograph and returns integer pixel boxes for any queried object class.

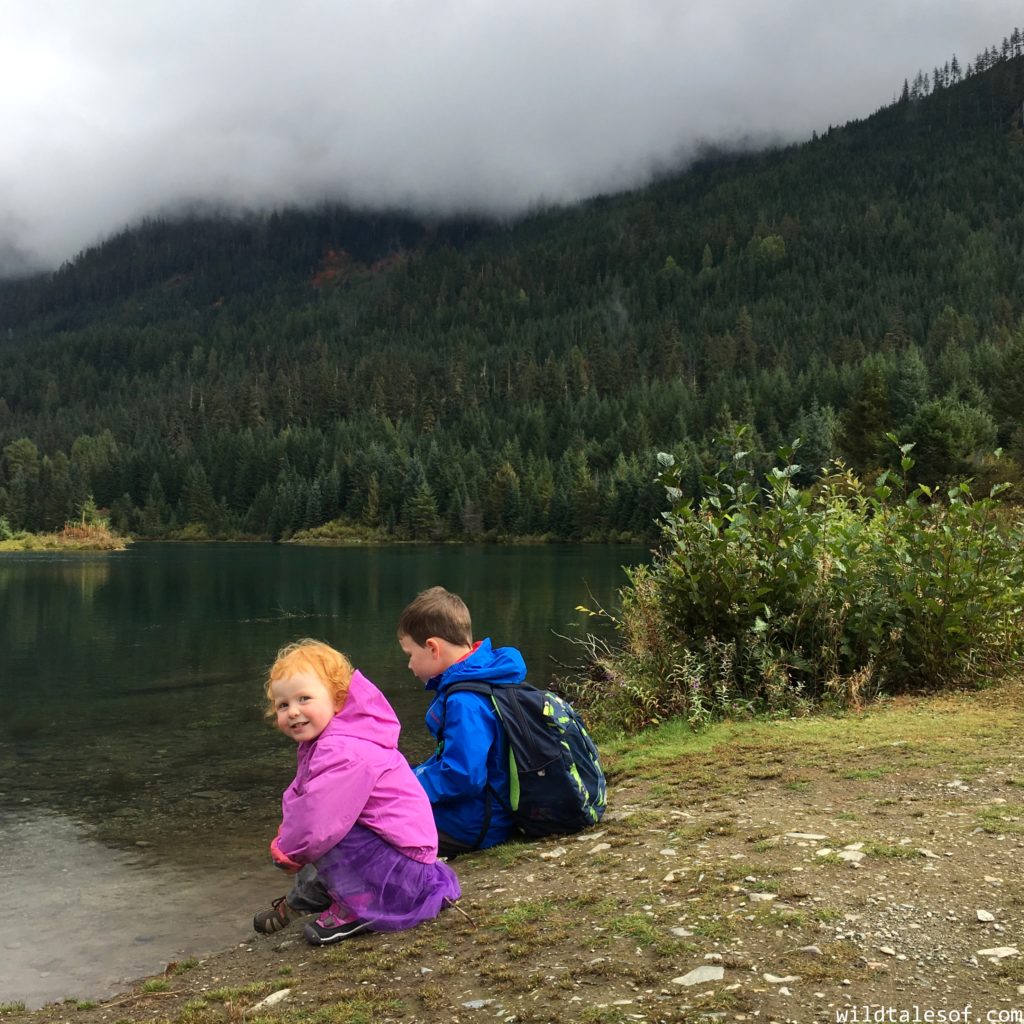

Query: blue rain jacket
[413,638,527,848]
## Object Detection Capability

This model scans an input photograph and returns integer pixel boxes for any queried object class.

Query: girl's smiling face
[270,670,339,743]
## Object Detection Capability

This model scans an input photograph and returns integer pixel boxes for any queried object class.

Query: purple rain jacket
[270,669,438,868]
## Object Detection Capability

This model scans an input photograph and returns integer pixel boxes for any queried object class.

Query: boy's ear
[425,638,441,659]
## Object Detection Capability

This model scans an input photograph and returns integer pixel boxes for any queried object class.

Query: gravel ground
[5,680,1023,1024]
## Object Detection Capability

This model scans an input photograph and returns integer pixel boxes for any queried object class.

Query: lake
[0,541,646,1008]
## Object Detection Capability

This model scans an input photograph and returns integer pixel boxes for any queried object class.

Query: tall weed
[577,436,1024,731]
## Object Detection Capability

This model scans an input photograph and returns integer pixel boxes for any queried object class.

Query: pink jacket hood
[332,667,402,747]
[272,669,438,866]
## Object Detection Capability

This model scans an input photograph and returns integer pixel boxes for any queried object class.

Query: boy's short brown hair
[398,586,473,647]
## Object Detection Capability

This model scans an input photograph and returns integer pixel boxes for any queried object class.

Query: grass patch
[206,982,274,1001]
[862,841,924,859]
[608,913,660,945]
[140,979,170,993]
[478,961,518,985]
[176,998,212,1024]
[976,804,1024,835]
[764,908,808,928]
[687,916,734,941]
[781,940,865,981]
[419,981,447,1010]
[600,680,1024,793]
[475,840,536,867]
[994,957,1024,983]
[298,993,405,1024]
[168,958,199,976]
[498,899,557,939]
[578,1008,631,1024]
[841,767,890,780]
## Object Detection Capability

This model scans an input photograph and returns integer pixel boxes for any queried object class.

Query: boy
[398,586,526,857]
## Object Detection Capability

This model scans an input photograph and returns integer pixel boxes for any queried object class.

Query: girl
[262,638,460,945]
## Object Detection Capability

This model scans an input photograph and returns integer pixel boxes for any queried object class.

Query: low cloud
[0,0,1018,271]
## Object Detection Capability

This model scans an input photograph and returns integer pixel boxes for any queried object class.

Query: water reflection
[0,808,269,1009]
[0,542,645,1006]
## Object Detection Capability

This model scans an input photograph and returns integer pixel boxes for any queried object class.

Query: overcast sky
[0,1,1019,275]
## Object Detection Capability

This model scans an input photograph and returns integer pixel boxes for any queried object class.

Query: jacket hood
[429,638,527,692]
[311,668,400,749]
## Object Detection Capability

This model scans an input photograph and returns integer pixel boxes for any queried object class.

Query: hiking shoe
[303,906,372,946]
[253,896,303,935]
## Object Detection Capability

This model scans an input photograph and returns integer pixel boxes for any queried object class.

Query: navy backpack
[442,681,607,839]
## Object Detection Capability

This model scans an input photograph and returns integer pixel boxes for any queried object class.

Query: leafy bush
[578,436,1024,732]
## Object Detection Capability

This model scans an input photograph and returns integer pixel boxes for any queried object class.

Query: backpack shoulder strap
[436,681,507,851]
[443,681,497,699]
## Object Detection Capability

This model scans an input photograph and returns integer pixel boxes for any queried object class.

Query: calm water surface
[0,542,645,1007]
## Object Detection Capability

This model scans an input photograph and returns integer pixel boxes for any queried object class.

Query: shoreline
[5,676,1023,1022]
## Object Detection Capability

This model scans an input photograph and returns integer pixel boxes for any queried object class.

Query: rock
[669,927,693,937]
[539,846,567,859]
[779,986,792,996]
[462,999,494,1009]
[588,842,612,855]
[976,946,1019,960]
[748,893,777,902]
[976,909,995,922]
[786,832,828,840]
[879,946,896,956]
[843,842,865,851]
[577,829,606,841]
[763,973,799,984]
[672,965,725,986]
[838,850,865,863]
[659,847,677,856]
[796,946,822,956]
[815,848,834,857]
[917,848,939,858]
[250,989,290,1011]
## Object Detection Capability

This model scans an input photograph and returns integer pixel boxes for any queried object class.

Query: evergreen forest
[2,37,1024,543]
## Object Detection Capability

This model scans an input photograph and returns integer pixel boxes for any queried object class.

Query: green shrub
[579,436,1024,731]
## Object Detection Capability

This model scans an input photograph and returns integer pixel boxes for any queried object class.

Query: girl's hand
[270,834,302,873]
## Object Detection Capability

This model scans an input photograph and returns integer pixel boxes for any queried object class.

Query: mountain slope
[1,52,1023,541]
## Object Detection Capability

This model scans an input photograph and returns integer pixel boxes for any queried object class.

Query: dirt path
[6,682,1023,1024]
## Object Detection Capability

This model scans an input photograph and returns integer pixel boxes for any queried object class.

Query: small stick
[444,897,477,928]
